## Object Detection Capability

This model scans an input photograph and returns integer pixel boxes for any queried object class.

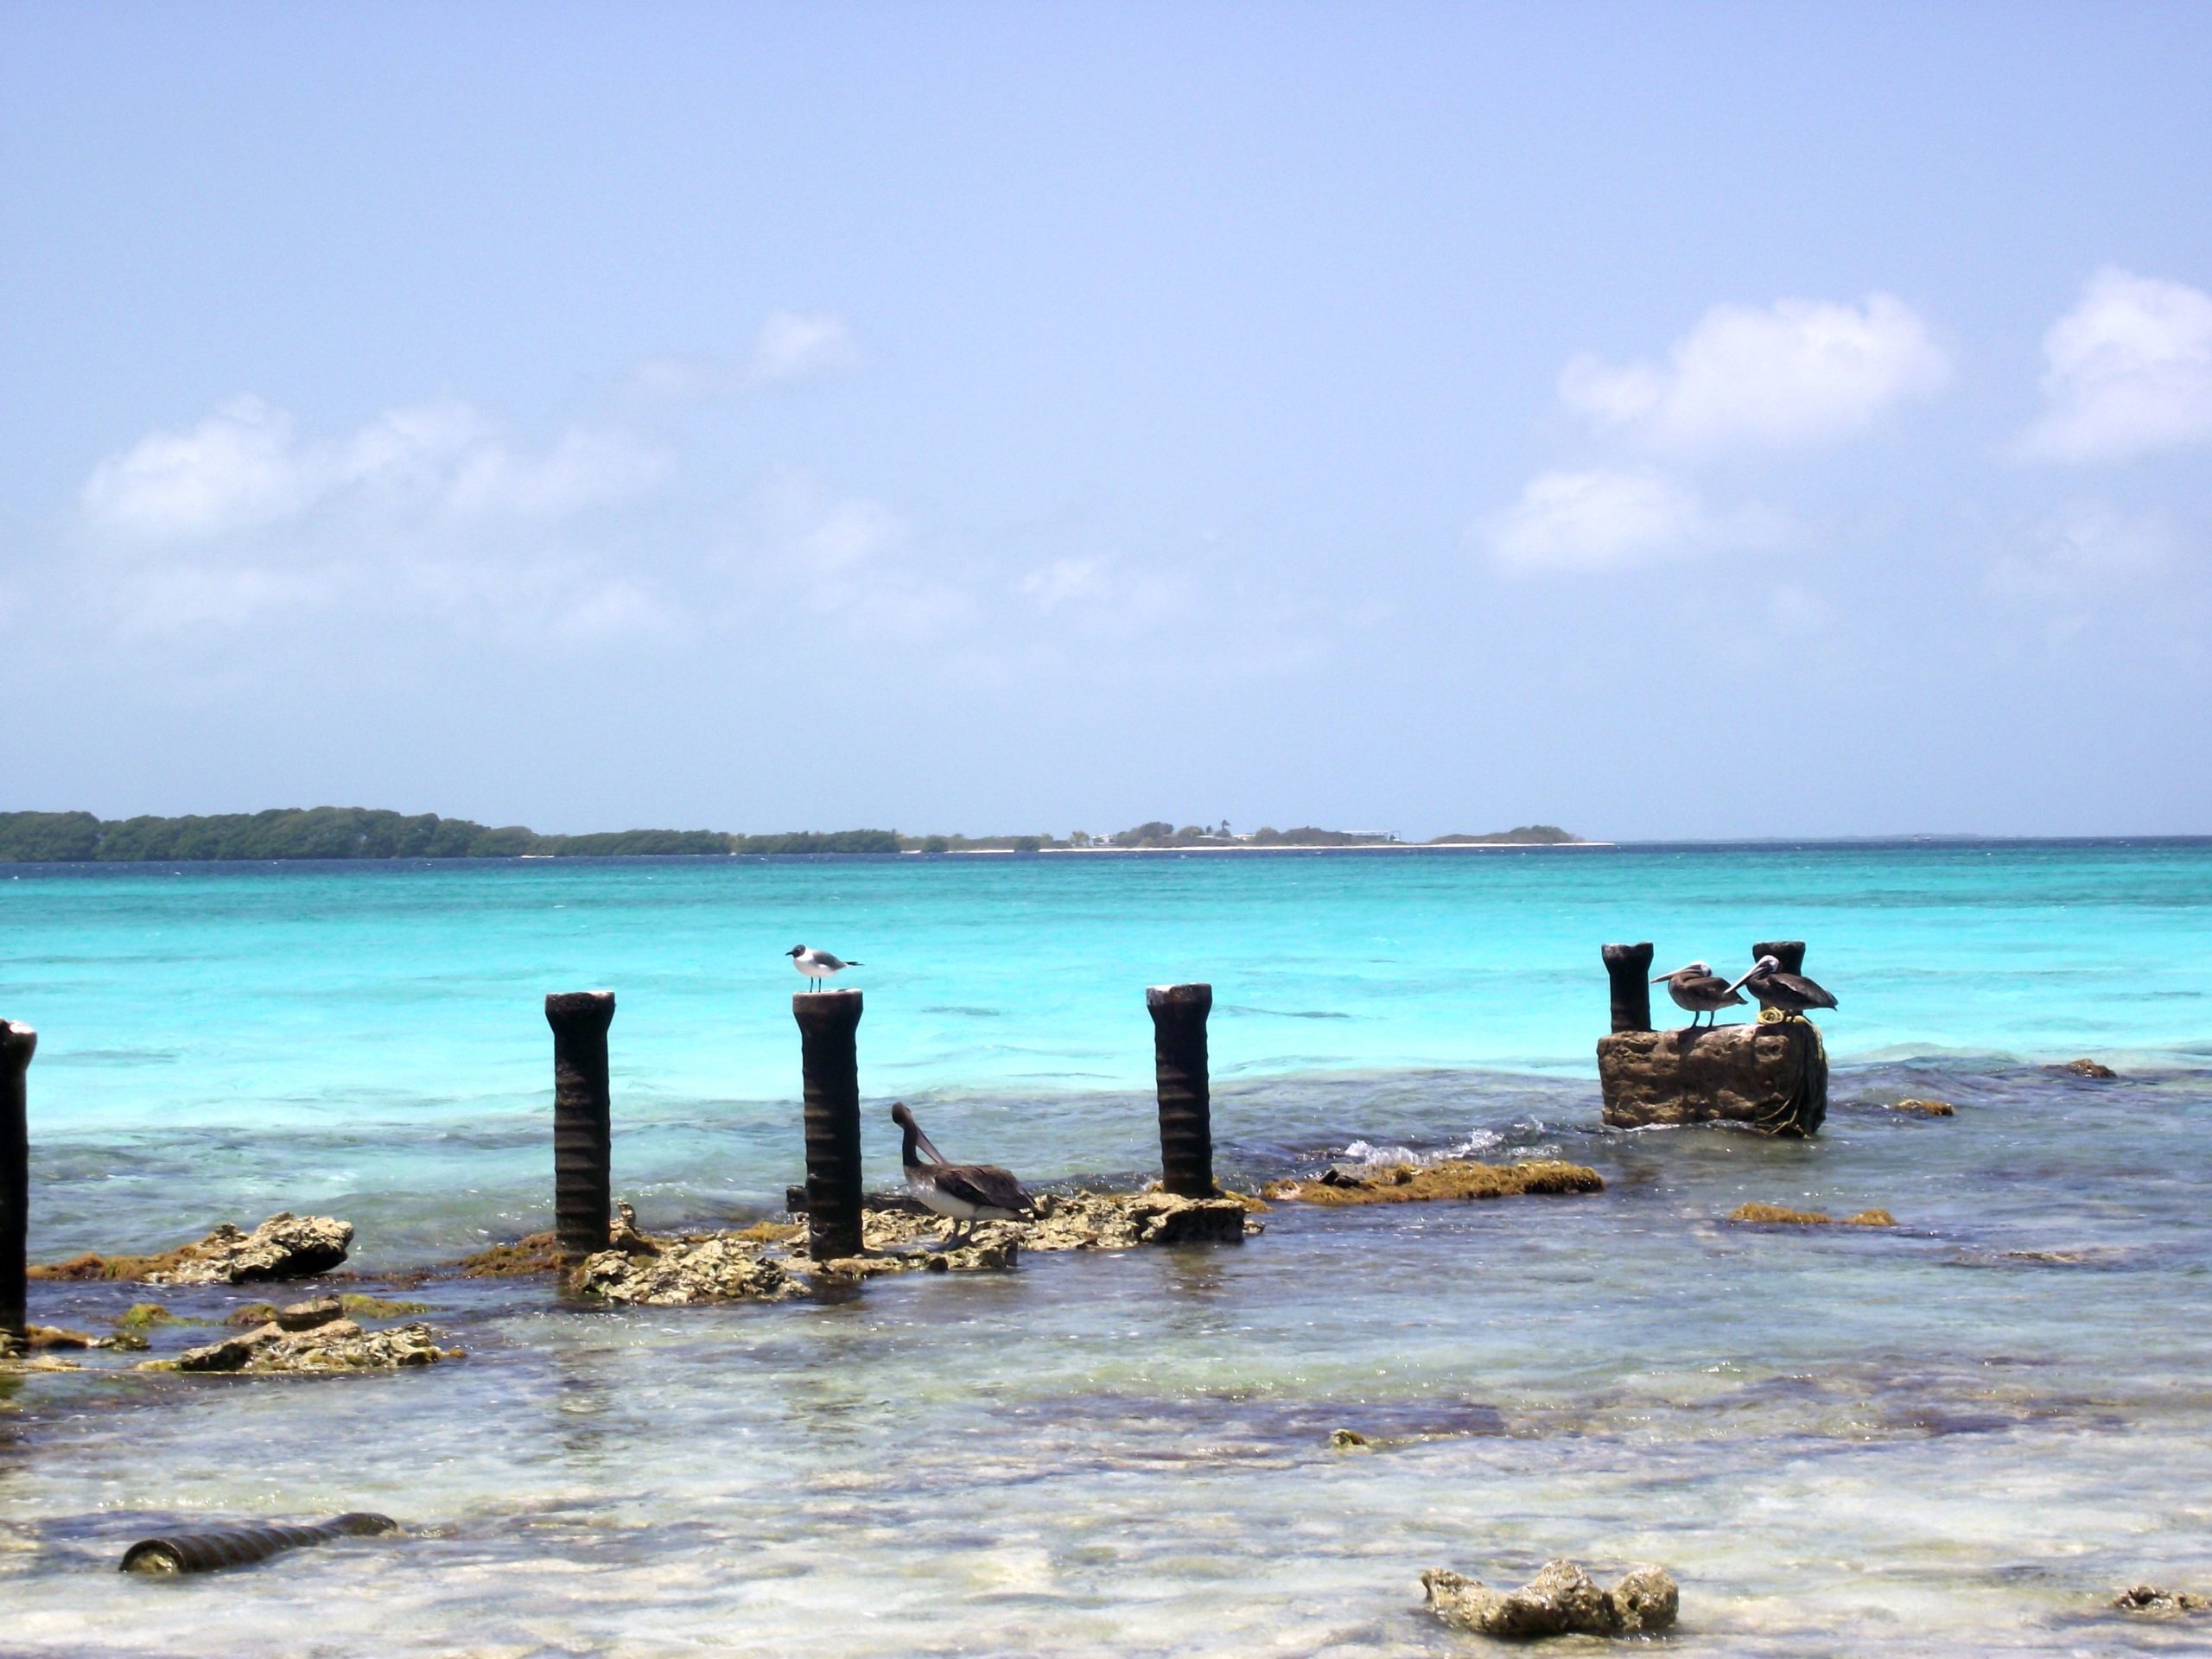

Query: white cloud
[1480,466,1776,575]
[2015,268,2212,463]
[80,397,322,540]
[1990,499,2184,609]
[1560,293,1950,454]
[748,310,858,385]
[80,397,665,543]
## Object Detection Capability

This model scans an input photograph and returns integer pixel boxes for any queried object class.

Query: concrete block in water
[1597,1020,1827,1135]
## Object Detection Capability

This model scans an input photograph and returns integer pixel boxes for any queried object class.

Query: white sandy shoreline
[906,841,1615,855]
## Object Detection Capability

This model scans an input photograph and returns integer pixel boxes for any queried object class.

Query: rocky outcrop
[573,1235,803,1305]
[1598,1020,1827,1135]
[2113,1585,2211,1617]
[146,1308,455,1374]
[1729,1203,1895,1227]
[1263,1160,1602,1206]
[2059,1058,2118,1078]
[1421,1560,1679,1637]
[32,1212,353,1284]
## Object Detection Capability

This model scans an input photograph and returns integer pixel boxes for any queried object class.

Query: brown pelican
[890,1103,1033,1246]
[787,944,861,990]
[1650,961,1746,1027]
[1726,955,1839,1017]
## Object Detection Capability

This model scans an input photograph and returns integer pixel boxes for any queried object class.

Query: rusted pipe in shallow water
[545,991,615,1265]
[1,1019,33,1348]
[1147,984,1217,1198]
[1600,944,1654,1034]
[793,989,864,1261]
[120,1513,398,1575]
[1752,940,1807,976]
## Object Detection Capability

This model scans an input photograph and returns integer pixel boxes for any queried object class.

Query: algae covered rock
[1263,1160,1602,1206]
[573,1235,801,1306]
[1421,1559,1678,1637]
[1024,1190,1255,1247]
[1889,1097,1956,1116]
[145,1213,354,1286]
[1729,1202,1894,1227]
[148,1318,456,1374]
[2058,1058,2117,1078]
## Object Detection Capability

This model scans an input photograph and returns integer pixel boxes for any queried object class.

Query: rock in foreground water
[2113,1585,2211,1617]
[1730,1202,1895,1227]
[1889,1097,1956,1116]
[1421,1560,1679,1637]
[1262,1160,1602,1206]
[33,1212,354,1285]
[573,1235,802,1305]
[147,1317,456,1374]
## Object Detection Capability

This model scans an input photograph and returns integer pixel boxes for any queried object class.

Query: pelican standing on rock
[1727,955,1839,1018]
[1650,961,1746,1028]
[890,1103,1033,1248]
[786,944,861,991]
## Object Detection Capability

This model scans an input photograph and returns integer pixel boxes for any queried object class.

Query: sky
[3,2,2210,841]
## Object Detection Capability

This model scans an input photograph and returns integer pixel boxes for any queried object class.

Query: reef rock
[1027,1190,1255,1247]
[1889,1098,1956,1116]
[1598,1020,1827,1135]
[2113,1585,2211,1617]
[149,1318,455,1374]
[1421,1560,1679,1637]
[1263,1160,1602,1206]
[144,1213,354,1286]
[2059,1058,2118,1079]
[1729,1202,1894,1227]
[573,1235,801,1305]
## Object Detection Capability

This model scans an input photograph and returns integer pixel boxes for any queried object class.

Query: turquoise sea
[4,842,2212,1656]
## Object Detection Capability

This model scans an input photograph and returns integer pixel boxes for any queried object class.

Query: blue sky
[3,3,2209,839]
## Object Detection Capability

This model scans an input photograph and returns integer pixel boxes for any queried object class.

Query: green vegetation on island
[0,808,1583,863]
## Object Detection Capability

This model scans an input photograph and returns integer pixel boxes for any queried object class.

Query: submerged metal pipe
[793,989,865,1261]
[1601,944,1655,1034]
[1147,984,1217,1198]
[1,1019,33,1348]
[545,991,616,1265]
[121,1512,399,1576]
[1752,940,1808,976]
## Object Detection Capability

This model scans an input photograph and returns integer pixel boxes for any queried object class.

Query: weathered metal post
[1753,940,1807,976]
[1601,944,1655,1033]
[1,1020,32,1349]
[1147,983,1217,1198]
[793,989,864,1260]
[544,992,614,1265]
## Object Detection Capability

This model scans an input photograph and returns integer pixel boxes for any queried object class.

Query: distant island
[0,808,1587,862]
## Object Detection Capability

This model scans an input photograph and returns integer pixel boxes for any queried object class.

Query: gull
[891,1103,1033,1249]
[1650,961,1746,1028]
[1726,955,1839,1018]
[786,944,861,991]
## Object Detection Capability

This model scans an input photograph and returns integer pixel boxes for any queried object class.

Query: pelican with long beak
[1650,961,1746,1028]
[890,1103,1033,1248]
[1726,955,1839,1018]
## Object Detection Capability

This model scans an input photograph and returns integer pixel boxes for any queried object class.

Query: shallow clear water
[4,845,2211,1655]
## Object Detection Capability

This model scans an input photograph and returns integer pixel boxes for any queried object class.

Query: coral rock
[1422,1559,1679,1637]
[2113,1585,2211,1617]
[1890,1098,1956,1116]
[572,1235,800,1306]
[150,1319,455,1374]
[274,1296,346,1332]
[1729,1202,1895,1228]
[145,1213,354,1286]
[1264,1160,1602,1206]
[2059,1058,2118,1078]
